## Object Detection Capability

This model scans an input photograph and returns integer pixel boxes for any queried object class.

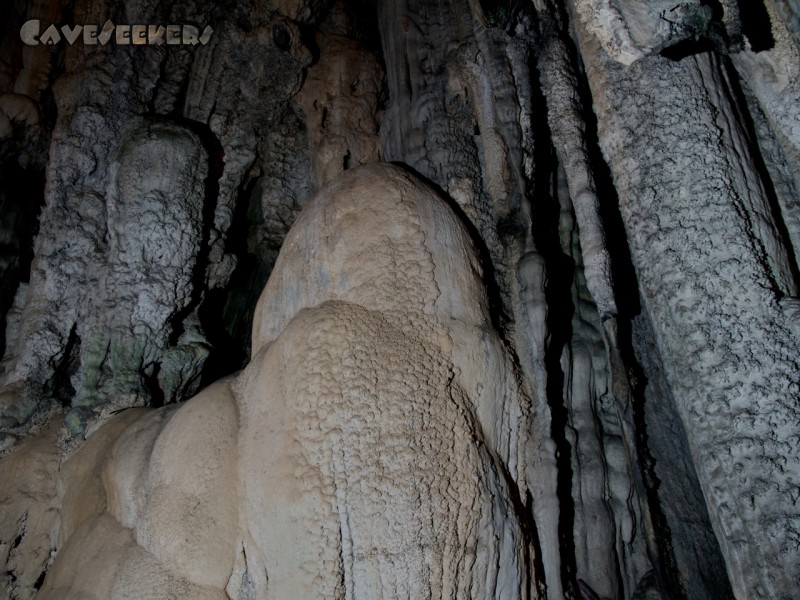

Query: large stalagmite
[4,164,534,599]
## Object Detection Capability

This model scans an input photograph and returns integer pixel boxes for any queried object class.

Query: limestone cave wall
[0,0,798,598]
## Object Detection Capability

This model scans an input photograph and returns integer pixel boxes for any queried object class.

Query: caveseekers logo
[20,19,213,46]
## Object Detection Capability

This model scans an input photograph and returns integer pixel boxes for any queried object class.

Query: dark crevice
[527,29,579,596]
[33,566,47,590]
[571,53,639,321]
[146,116,228,401]
[402,49,414,98]
[717,53,800,295]
[297,22,321,64]
[165,44,198,120]
[10,513,27,552]
[660,37,716,62]
[273,21,291,51]
[618,317,686,600]
[140,361,165,408]
[551,5,689,596]
[47,323,80,408]
[538,184,579,599]
[736,0,774,52]
[198,158,262,386]
[161,115,224,349]
[496,454,542,599]
[0,159,45,362]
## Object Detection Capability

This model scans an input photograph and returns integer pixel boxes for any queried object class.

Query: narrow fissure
[47,324,80,408]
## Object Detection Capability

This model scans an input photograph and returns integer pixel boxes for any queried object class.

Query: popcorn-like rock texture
[1,0,799,598]
[2,164,533,599]
[570,4,800,596]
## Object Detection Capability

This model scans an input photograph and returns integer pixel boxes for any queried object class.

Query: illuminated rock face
[13,164,532,599]
[239,164,531,598]
[1,0,800,598]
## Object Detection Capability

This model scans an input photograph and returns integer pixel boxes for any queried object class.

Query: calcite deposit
[1,164,532,599]
[1,0,799,598]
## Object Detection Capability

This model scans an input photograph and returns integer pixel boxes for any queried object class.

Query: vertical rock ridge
[0,1,798,598]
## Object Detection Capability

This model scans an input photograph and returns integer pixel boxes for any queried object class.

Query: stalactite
[0,0,798,598]
[535,7,617,320]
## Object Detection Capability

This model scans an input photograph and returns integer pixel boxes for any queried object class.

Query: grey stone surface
[571,4,800,595]
[0,0,798,598]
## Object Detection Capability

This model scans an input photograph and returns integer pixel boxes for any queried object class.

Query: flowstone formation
[2,164,534,599]
[1,0,800,598]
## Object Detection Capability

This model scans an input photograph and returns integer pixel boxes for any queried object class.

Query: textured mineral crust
[1,0,799,598]
[3,164,534,599]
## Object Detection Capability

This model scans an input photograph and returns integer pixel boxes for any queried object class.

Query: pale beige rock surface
[0,421,60,600]
[6,164,535,599]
